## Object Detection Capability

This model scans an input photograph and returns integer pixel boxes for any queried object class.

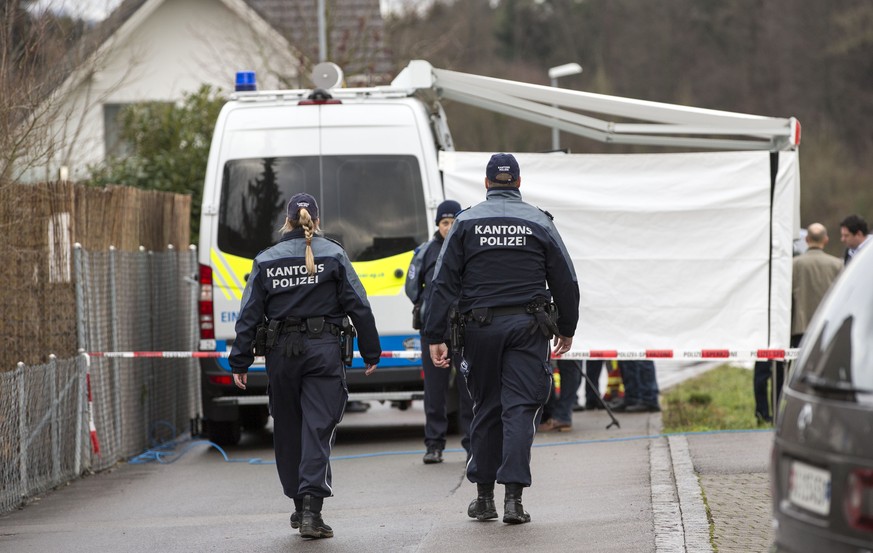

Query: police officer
[405,199,474,464]
[229,193,381,539]
[423,153,579,525]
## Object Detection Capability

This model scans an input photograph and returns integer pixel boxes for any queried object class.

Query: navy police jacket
[422,187,579,341]
[229,228,381,373]
[404,232,444,319]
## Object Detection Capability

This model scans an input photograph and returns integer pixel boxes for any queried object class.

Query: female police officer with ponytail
[229,192,381,540]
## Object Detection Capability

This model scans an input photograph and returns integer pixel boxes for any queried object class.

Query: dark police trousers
[421,337,473,453]
[461,313,552,487]
[266,331,348,499]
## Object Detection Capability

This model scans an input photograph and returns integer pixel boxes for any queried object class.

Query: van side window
[218,155,428,261]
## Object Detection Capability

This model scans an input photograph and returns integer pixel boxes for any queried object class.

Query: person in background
[609,361,661,413]
[423,153,579,525]
[754,222,842,423]
[538,359,582,432]
[839,214,870,265]
[405,199,473,464]
[228,193,381,539]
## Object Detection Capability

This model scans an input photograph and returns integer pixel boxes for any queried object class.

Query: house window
[103,103,132,158]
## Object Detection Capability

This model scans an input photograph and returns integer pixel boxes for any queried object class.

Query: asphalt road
[1,399,669,553]
[1,361,741,552]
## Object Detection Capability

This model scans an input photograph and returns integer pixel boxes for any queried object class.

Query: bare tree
[1,2,81,182]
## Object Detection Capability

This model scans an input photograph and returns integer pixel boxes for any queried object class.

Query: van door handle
[394,268,404,279]
[243,273,250,282]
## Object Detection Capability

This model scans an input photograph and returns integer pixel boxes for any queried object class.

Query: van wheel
[207,420,241,446]
[240,406,270,431]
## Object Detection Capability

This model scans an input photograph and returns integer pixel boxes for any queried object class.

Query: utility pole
[318,0,327,62]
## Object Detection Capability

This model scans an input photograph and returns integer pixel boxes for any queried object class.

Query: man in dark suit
[839,214,870,265]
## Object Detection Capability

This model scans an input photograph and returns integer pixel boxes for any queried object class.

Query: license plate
[789,460,831,516]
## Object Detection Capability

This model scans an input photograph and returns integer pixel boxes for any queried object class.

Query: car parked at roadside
[771,242,873,552]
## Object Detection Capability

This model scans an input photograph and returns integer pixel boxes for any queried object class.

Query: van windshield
[218,155,428,262]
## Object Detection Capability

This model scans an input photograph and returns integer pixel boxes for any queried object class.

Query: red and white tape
[88,349,800,361]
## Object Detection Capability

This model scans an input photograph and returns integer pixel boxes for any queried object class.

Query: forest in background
[386,0,873,251]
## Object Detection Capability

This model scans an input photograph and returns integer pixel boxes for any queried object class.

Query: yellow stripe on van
[211,249,249,300]
[352,250,414,297]
[211,248,414,299]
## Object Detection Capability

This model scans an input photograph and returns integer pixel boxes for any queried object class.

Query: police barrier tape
[87,349,801,360]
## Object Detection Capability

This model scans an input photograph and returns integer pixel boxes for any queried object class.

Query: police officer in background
[405,199,474,464]
[423,153,579,524]
[229,193,381,540]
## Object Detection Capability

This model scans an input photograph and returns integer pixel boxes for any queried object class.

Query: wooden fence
[0,181,191,370]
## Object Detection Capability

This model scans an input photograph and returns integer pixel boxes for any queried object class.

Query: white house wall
[25,0,299,183]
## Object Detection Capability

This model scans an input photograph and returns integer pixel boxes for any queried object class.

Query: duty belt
[462,300,559,338]
[281,319,342,337]
[462,305,528,322]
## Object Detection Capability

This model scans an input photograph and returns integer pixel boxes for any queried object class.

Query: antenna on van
[312,62,344,90]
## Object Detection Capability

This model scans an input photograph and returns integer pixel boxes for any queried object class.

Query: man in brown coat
[754,223,842,423]
[791,223,843,335]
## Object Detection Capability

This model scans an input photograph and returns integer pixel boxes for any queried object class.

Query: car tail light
[208,375,233,386]
[845,469,873,531]
[199,264,215,340]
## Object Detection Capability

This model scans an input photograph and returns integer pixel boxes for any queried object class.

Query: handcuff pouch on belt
[525,299,560,339]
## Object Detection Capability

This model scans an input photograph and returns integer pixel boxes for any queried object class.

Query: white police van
[196,60,799,444]
[196,64,454,444]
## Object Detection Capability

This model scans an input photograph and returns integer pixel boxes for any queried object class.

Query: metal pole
[168,244,178,434]
[190,245,202,430]
[574,362,620,430]
[74,352,85,475]
[49,354,60,486]
[317,0,327,62]
[143,247,152,448]
[73,244,87,475]
[108,246,123,450]
[551,76,559,150]
[17,362,29,500]
[73,244,87,353]
[771,359,778,426]
[547,63,582,151]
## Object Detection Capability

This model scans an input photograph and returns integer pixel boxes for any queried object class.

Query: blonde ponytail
[297,208,317,275]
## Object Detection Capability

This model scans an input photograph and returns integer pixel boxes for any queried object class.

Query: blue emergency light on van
[235,71,256,92]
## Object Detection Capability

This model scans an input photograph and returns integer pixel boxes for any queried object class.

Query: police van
[197,60,799,444]
[197,63,454,444]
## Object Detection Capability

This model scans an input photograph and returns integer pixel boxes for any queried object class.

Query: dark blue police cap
[287,192,318,222]
[435,199,461,226]
[486,153,519,185]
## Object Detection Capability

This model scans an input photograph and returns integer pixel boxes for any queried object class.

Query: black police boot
[423,447,444,464]
[299,495,333,539]
[503,483,531,524]
[467,482,498,521]
[290,498,303,529]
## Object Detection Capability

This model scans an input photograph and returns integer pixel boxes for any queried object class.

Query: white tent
[440,150,800,354]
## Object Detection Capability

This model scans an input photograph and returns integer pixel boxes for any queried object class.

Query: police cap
[486,153,519,185]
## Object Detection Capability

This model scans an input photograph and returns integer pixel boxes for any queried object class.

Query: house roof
[75,0,393,88]
[246,0,393,83]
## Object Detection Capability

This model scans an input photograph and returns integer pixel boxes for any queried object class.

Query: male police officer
[405,199,474,464]
[422,153,579,525]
